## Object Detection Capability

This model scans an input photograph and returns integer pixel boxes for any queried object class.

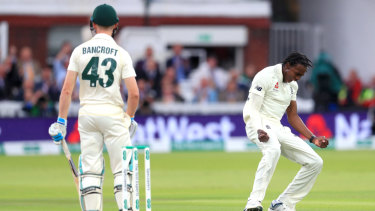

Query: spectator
[237,64,257,99]
[166,44,191,82]
[53,42,80,102]
[338,69,363,109]
[190,55,230,92]
[18,46,37,114]
[18,46,41,84]
[25,94,56,117]
[0,62,6,99]
[34,66,60,102]
[367,78,375,141]
[4,45,22,100]
[310,51,343,112]
[160,66,184,103]
[220,72,244,102]
[346,69,363,105]
[22,79,36,114]
[53,41,72,90]
[17,46,40,113]
[135,47,162,97]
[193,78,218,103]
[137,79,156,115]
[161,83,178,103]
[359,75,375,108]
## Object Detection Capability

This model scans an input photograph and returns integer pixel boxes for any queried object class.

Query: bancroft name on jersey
[82,46,119,56]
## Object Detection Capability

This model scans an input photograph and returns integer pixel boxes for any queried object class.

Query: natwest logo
[133,116,235,143]
[274,82,279,88]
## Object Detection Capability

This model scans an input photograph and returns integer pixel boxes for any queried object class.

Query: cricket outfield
[0,150,374,211]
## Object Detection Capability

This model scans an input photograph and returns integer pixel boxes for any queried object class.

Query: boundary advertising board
[0,111,374,155]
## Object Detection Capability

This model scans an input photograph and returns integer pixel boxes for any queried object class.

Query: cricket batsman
[242,52,329,211]
[48,4,139,210]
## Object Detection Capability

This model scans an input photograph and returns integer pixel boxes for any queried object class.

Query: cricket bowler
[242,52,329,211]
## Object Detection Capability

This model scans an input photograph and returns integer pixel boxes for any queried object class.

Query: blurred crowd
[1,42,374,117]
[134,44,256,114]
[0,42,77,117]
[0,42,257,116]
[310,52,375,112]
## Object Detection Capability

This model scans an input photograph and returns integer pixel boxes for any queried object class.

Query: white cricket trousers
[246,118,323,209]
[78,104,132,176]
[76,104,133,210]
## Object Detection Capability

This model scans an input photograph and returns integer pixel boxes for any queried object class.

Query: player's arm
[124,76,139,117]
[286,101,329,148]
[244,71,271,142]
[48,70,78,144]
[59,70,78,119]
[124,77,139,138]
[246,93,269,142]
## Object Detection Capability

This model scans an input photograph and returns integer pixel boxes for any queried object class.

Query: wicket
[122,146,151,211]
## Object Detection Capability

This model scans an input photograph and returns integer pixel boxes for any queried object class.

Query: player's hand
[312,136,329,148]
[48,117,67,145]
[129,118,138,139]
[257,129,269,142]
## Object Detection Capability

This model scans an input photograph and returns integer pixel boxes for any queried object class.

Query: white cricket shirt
[68,33,136,109]
[244,64,298,122]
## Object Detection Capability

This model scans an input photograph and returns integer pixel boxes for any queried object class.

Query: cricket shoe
[243,200,263,211]
[268,200,294,211]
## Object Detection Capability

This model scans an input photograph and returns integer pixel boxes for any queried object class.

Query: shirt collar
[92,33,116,43]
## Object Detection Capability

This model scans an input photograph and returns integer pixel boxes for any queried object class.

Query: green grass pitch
[0,150,374,210]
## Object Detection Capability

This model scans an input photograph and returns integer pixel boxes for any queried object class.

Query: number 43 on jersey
[82,56,117,88]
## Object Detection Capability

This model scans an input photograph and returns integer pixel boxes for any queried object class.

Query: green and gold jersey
[68,33,136,108]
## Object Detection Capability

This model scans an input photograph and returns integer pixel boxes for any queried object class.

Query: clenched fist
[311,136,329,148]
[257,129,269,142]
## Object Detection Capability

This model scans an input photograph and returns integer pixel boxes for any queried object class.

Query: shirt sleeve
[290,81,298,101]
[121,50,136,79]
[249,71,270,97]
[67,48,79,72]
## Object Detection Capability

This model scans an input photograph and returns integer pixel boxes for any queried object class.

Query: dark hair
[282,52,312,68]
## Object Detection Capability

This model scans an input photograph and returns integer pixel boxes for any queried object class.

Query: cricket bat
[61,138,80,194]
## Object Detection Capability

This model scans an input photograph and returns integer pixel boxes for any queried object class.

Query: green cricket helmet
[91,4,119,26]
[90,4,119,37]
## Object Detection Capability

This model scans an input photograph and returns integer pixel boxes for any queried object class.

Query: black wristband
[309,135,316,143]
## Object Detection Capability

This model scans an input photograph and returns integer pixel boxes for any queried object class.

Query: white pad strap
[80,174,103,211]
[113,171,124,210]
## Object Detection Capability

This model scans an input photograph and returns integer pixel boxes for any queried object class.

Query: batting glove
[129,117,138,139]
[48,117,67,145]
